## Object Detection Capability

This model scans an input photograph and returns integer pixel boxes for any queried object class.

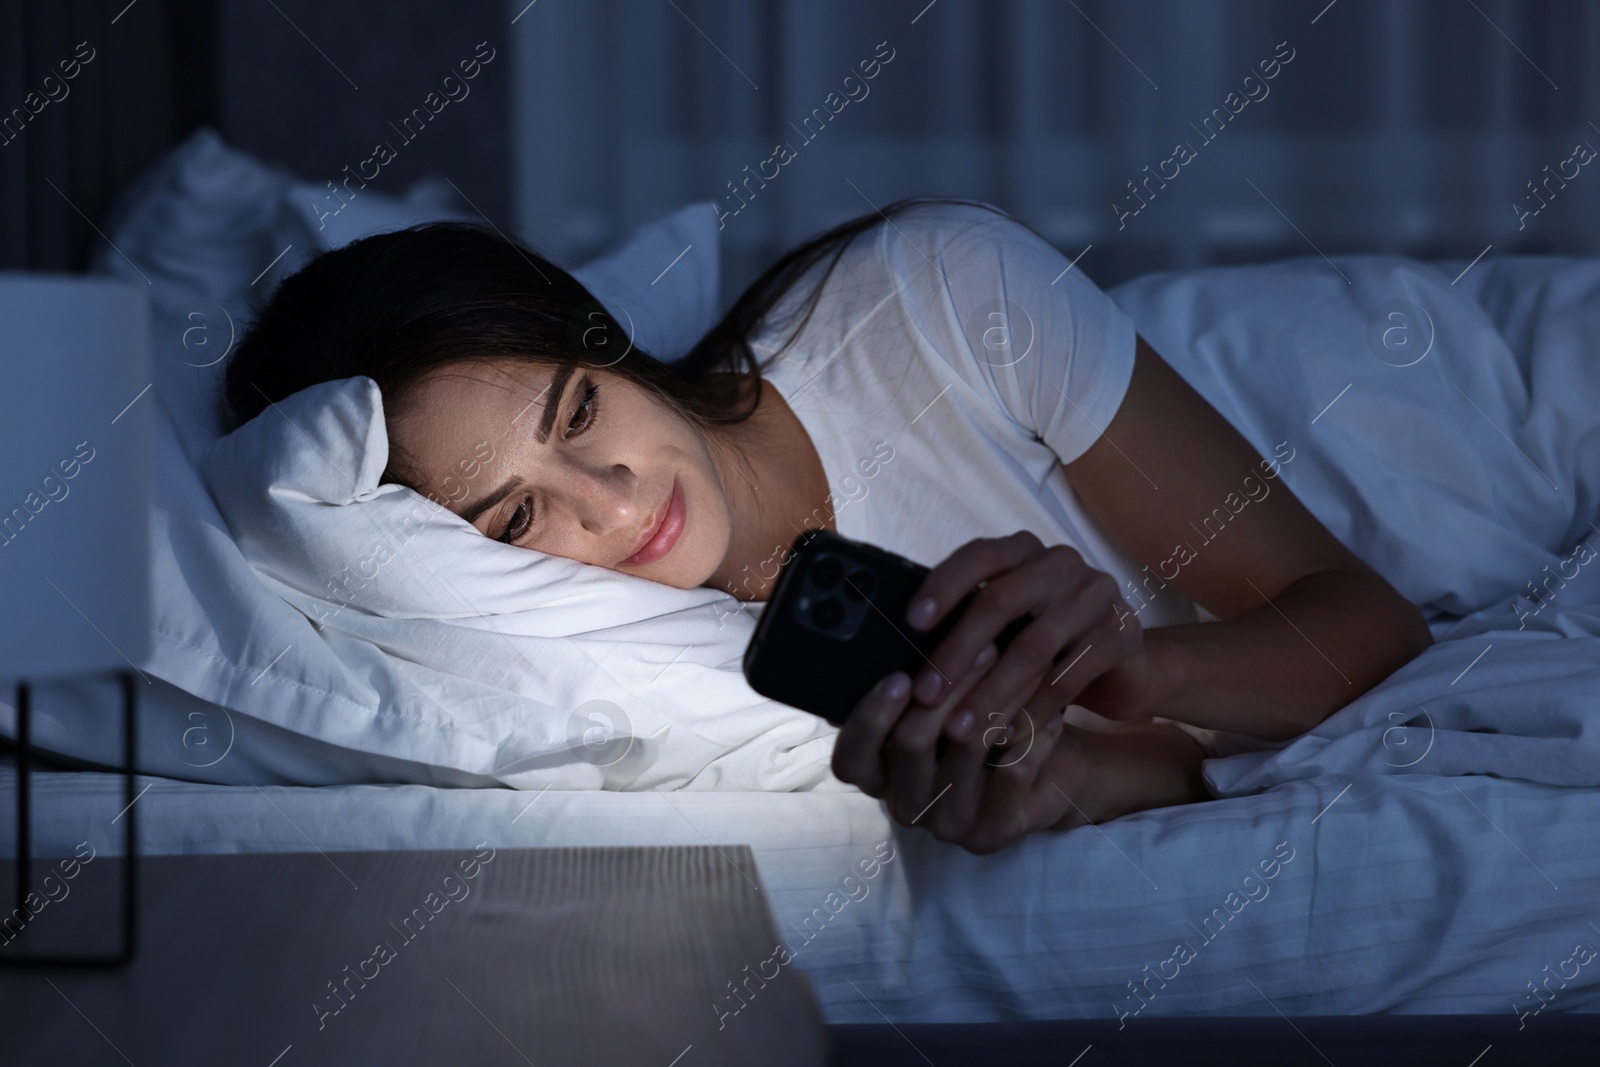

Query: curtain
[509,0,1600,296]
[0,0,212,272]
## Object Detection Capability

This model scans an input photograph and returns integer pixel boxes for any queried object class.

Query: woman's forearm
[1123,566,1434,739]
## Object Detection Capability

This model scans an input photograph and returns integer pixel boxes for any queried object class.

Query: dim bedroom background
[3,0,1600,1037]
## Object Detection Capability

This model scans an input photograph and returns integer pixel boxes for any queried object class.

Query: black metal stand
[2,669,138,967]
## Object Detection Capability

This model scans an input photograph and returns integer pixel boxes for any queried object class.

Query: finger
[967,578,1138,752]
[966,712,1066,855]
[990,614,1135,743]
[1005,673,1075,741]
[924,643,1009,747]
[883,649,995,825]
[1039,608,1145,711]
[983,617,1108,740]
[979,702,1046,772]
[926,719,993,843]
[928,682,1042,844]
[883,713,938,824]
[911,540,1075,708]
[830,672,912,797]
[948,554,1115,726]
[941,643,1000,743]
[883,684,967,825]
[906,530,1045,634]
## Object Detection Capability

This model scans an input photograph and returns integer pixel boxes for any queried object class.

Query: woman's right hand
[904,531,1155,740]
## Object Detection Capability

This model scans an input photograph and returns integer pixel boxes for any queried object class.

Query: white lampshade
[0,274,151,680]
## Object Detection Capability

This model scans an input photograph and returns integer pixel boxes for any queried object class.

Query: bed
[6,85,1600,1067]
[10,728,1600,1025]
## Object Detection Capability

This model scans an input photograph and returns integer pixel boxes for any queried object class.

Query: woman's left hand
[903,530,1156,754]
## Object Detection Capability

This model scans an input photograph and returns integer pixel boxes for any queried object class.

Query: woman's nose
[569,464,637,535]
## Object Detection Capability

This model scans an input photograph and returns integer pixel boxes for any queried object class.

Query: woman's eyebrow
[459,476,519,526]
[532,364,577,445]
[458,365,576,526]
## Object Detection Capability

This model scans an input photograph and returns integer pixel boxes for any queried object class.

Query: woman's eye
[498,381,598,545]
[498,499,532,544]
[567,381,600,436]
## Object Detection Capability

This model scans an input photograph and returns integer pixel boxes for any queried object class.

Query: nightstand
[0,845,830,1065]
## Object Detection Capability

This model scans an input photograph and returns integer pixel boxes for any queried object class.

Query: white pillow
[275,175,478,269]
[190,374,839,791]
[566,201,722,364]
[5,128,769,789]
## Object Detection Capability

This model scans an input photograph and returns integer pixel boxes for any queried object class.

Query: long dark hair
[221,195,1005,488]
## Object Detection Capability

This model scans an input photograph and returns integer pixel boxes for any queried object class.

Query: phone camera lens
[810,555,843,589]
[811,597,844,631]
[842,568,875,602]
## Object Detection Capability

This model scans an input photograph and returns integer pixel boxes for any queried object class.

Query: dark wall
[6,0,1596,288]
[0,0,201,271]
[217,0,509,228]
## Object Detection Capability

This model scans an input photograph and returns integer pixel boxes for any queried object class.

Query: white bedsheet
[8,724,1600,1025]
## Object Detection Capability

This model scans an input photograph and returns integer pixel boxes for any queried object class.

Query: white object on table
[0,273,151,682]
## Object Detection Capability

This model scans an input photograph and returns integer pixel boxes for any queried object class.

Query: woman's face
[388,359,735,589]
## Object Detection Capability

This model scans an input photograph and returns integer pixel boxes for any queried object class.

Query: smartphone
[742,527,1030,725]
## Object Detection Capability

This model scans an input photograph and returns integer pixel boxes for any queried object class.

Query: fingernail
[913,669,944,705]
[879,673,910,701]
[908,596,936,629]
[947,709,977,742]
[972,643,997,673]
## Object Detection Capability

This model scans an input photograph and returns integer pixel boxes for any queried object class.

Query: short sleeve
[885,203,1139,465]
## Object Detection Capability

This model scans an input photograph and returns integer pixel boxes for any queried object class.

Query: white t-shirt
[751,201,1268,760]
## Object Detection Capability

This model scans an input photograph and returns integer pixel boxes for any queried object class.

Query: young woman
[223,197,1432,855]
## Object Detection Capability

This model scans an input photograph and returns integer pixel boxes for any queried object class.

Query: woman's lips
[622,477,685,567]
